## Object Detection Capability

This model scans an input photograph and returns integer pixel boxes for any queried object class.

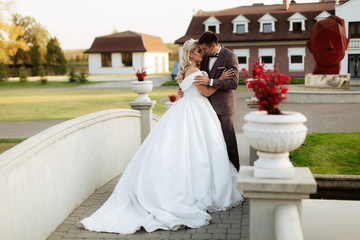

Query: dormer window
[263,23,272,33]
[315,11,331,22]
[232,15,250,34]
[293,22,302,32]
[258,13,277,33]
[236,24,246,34]
[288,12,307,32]
[203,16,221,34]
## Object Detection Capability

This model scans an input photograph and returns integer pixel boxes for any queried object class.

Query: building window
[121,52,132,67]
[232,15,250,34]
[258,13,277,33]
[236,24,246,34]
[287,12,307,32]
[101,53,112,67]
[288,48,305,72]
[203,16,221,34]
[263,23,272,33]
[261,56,273,64]
[208,25,216,33]
[238,56,247,64]
[259,48,275,70]
[291,55,303,64]
[349,22,360,38]
[233,49,250,71]
[292,22,302,32]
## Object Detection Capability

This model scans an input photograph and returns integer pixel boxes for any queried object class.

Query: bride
[79,39,243,234]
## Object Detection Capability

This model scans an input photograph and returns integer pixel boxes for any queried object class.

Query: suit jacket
[200,46,239,116]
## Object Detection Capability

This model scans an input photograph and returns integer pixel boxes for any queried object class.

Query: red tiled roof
[175,2,337,44]
[85,31,169,53]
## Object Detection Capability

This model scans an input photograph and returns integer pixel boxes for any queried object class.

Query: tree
[11,13,49,73]
[46,37,67,75]
[0,21,28,64]
[30,44,41,76]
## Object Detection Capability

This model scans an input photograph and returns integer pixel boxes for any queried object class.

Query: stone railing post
[129,100,156,143]
[237,166,317,240]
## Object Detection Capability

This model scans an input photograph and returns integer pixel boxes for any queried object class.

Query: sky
[10,0,319,50]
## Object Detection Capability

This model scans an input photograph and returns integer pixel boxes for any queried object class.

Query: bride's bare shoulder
[184,67,200,79]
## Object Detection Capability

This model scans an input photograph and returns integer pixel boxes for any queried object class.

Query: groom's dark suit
[200,46,240,171]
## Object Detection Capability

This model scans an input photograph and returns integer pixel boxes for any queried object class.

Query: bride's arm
[196,85,217,97]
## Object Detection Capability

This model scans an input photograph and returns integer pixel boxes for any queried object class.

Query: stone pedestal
[129,100,156,143]
[245,98,259,166]
[237,166,317,240]
[305,73,350,90]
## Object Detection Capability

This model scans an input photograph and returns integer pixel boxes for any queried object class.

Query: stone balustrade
[0,109,158,240]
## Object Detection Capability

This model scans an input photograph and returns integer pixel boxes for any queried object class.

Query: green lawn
[290,132,360,175]
[1,133,359,175]
[0,88,179,120]
[0,80,103,89]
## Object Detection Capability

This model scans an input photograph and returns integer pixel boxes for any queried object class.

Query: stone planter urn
[242,111,308,178]
[131,80,153,102]
[165,101,175,110]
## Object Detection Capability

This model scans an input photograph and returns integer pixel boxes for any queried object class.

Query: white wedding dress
[80,71,243,234]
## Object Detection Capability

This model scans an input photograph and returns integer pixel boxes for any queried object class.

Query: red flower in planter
[242,62,291,115]
[134,67,147,81]
[168,94,177,102]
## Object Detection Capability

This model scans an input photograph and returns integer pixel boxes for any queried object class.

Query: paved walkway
[48,177,249,240]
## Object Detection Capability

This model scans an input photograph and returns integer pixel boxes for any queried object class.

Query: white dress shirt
[209,46,222,86]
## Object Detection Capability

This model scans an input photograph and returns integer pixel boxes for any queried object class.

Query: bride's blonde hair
[176,38,198,83]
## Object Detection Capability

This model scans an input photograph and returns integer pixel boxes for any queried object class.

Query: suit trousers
[217,114,240,171]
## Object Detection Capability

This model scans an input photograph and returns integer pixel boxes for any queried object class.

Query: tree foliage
[0,21,28,64]
[11,13,49,67]
[46,37,67,75]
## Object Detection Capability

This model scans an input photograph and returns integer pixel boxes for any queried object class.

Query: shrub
[19,66,28,82]
[78,70,88,83]
[39,65,48,84]
[0,64,8,82]
[68,64,77,82]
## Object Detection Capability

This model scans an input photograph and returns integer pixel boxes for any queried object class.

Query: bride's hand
[219,68,235,80]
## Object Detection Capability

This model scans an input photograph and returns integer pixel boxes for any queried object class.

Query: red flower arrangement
[243,62,291,115]
[134,67,147,81]
[168,94,177,102]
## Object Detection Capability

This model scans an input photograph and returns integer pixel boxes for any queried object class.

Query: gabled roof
[175,2,338,44]
[85,31,169,53]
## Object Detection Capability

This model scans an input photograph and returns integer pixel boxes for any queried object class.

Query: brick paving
[47,176,249,240]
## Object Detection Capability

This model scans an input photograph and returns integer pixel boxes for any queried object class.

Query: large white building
[336,0,360,79]
[85,31,169,75]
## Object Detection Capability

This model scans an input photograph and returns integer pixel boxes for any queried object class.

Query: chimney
[282,0,289,10]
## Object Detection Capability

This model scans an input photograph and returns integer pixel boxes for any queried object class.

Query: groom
[194,31,240,171]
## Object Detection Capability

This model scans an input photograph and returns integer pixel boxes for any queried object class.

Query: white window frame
[258,48,276,70]
[203,16,221,34]
[315,11,331,22]
[232,15,250,34]
[288,12,307,32]
[258,13,277,33]
[233,49,250,71]
[288,48,306,72]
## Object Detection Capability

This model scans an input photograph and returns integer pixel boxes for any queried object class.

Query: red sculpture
[307,15,350,74]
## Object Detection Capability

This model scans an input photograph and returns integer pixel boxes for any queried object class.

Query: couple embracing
[79,31,243,234]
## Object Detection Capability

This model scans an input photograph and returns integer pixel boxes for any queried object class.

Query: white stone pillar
[237,166,317,240]
[129,100,156,143]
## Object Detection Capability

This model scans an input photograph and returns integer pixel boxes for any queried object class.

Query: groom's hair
[198,31,218,47]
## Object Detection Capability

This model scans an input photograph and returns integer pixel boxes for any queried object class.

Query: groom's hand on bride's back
[178,87,184,98]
